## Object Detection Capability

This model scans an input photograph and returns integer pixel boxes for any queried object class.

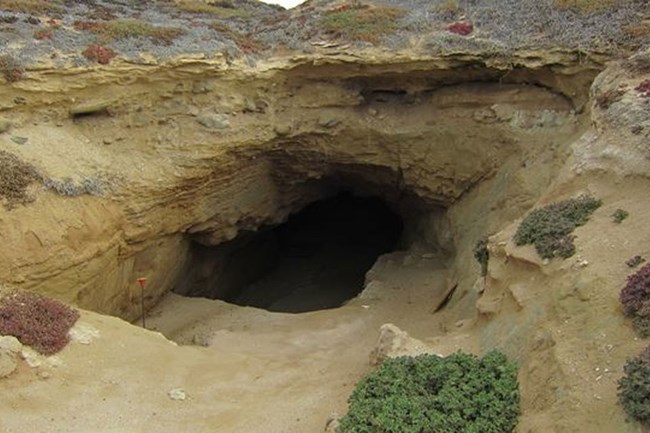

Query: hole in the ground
[174,192,404,313]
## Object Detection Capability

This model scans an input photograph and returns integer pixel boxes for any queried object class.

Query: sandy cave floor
[1,251,473,433]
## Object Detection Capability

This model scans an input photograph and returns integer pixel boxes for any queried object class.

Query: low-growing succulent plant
[620,263,650,337]
[513,195,601,259]
[618,346,650,427]
[0,291,79,355]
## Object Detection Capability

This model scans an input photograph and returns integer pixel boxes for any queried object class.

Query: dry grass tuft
[434,0,462,14]
[209,22,264,53]
[96,19,185,45]
[552,0,618,13]
[0,150,39,209]
[178,1,251,18]
[0,54,24,82]
[0,0,63,14]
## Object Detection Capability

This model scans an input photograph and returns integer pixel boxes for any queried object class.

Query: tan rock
[0,351,16,378]
[0,117,11,133]
[369,324,435,366]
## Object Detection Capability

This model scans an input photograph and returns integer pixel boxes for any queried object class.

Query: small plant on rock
[474,236,489,276]
[448,22,473,36]
[33,28,54,40]
[338,351,520,433]
[595,88,625,109]
[636,79,650,98]
[82,44,116,64]
[620,263,650,337]
[513,195,601,259]
[612,208,629,224]
[0,54,24,82]
[0,291,79,355]
[618,345,650,427]
[0,150,39,209]
[627,256,646,268]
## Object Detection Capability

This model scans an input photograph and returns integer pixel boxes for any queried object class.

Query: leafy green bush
[618,345,650,427]
[338,351,520,433]
[513,195,601,259]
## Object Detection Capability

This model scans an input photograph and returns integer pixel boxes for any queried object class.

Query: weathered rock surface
[0,51,596,320]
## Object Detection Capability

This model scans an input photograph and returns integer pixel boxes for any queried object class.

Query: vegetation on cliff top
[321,4,407,44]
[0,0,646,66]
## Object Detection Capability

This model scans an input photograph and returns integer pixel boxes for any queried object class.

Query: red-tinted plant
[620,263,650,336]
[82,44,116,65]
[448,22,473,35]
[34,28,54,40]
[635,79,650,97]
[0,292,80,355]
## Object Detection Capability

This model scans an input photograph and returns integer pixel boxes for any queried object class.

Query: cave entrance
[175,193,404,313]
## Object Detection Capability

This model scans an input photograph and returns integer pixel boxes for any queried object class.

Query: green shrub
[513,195,601,259]
[474,237,489,276]
[618,346,650,427]
[95,19,185,45]
[338,351,520,433]
[321,4,406,44]
[612,208,629,224]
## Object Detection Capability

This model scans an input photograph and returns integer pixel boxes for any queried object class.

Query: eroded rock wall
[0,52,599,319]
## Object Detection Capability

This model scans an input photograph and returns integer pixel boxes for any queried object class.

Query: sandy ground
[0,250,469,433]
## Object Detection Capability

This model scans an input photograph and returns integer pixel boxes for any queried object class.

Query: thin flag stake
[137,277,147,329]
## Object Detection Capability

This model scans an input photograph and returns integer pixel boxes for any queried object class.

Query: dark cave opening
[175,192,404,313]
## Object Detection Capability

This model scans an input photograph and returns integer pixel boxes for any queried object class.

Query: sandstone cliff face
[3,41,650,432]
[0,51,598,319]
